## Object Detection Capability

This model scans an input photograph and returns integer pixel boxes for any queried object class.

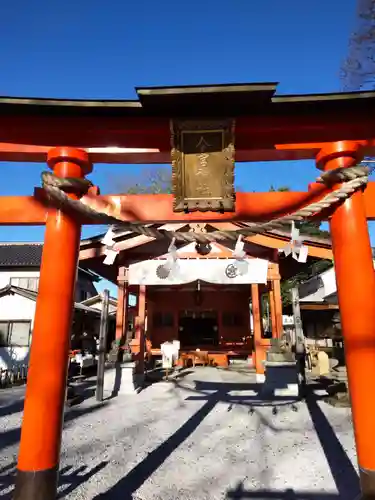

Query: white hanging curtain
[128,258,269,286]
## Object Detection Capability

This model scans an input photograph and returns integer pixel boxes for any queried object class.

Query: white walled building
[299,266,337,305]
[0,242,99,302]
[0,243,100,370]
[81,294,118,315]
[299,258,375,306]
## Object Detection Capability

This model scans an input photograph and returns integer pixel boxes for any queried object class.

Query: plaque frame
[170,119,236,212]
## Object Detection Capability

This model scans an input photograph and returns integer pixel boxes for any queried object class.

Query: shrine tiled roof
[0,243,43,267]
[0,285,101,315]
[0,243,100,280]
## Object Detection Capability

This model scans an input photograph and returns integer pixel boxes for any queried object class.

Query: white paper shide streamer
[155,238,179,279]
[102,227,119,265]
[225,235,249,278]
[282,221,308,263]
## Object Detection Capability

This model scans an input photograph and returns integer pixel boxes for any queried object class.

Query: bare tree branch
[341,0,375,90]
[107,166,243,194]
[107,167,172,194]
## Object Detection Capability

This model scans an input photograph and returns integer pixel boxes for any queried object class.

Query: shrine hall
[79,223,332,372]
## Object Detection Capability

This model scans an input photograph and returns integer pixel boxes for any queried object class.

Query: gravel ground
[0,367,359,500]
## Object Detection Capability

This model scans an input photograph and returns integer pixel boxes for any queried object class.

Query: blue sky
[0,0,371,295]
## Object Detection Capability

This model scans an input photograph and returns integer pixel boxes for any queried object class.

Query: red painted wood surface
[1,183,375,226]
[147,288,251,350]
[16,148,91,473]
[1,103,375,150]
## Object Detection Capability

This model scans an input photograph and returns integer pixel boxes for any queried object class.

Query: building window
[222,312,244,327]
[10,277,39,292]
[0,321,31,347]
[153,312,174,328]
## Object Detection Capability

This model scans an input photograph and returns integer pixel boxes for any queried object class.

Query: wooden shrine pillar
[272,277,283,338]
[268,260,283,339]
[135,285,146,374]
[318,142,375,499]
[269,283,277,338]
[115,266,129,342]
[14,148,92,500]
[251,283,268,382]
[269,262,283,338]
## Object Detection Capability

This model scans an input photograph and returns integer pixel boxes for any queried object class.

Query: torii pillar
[14,148,92,500]
[318,141,375,499]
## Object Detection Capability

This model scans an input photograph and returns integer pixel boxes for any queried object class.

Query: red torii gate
[3,83,375,499]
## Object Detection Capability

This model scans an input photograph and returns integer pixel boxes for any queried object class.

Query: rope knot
[41,171,94,196]
[316,165,371,186]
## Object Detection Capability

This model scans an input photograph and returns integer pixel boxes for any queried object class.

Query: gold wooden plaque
[171,119,235,212]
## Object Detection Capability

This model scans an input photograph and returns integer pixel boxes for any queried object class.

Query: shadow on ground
[226,482,341,499]
[0,376,97,419]
[92,378,359,500]
[0,461,108,499]
[144,367,195,385]
[0,399,25,418]
[0,398,108,453]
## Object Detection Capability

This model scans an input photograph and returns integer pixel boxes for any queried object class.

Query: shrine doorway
[178,310,219,348]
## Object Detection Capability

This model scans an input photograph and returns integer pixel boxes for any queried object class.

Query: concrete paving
[0,367,360,499]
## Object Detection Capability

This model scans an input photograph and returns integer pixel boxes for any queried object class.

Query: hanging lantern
[195,242,212,256]
[189,223,212,255]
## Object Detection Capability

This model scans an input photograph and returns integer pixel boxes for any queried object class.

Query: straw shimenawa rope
[41,165,371,243]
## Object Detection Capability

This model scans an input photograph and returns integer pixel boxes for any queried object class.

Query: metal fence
[0,364,28,388]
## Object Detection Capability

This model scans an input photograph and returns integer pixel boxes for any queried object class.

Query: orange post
[251,284,267,381]
[269,283,277,338]
[14,147,92,500]
[135,285,146,374]
[272,277,283,339]
[319,142,375,499]
[115,266,129,341]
